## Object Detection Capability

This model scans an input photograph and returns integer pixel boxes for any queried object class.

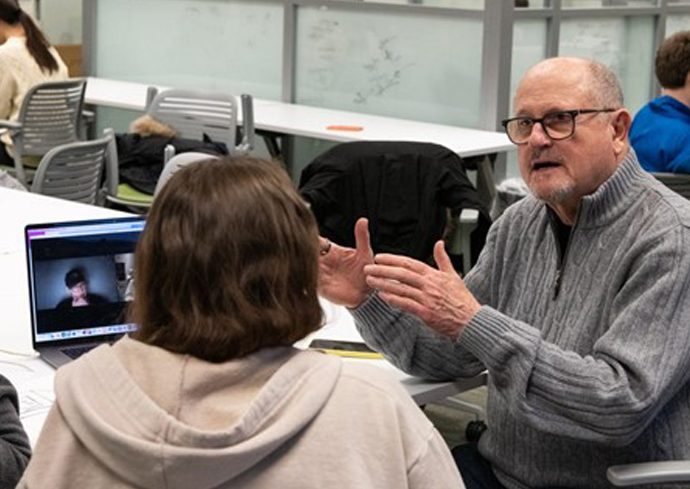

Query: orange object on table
[326,125,364,132]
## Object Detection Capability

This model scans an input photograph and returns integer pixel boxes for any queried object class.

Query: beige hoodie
[18,336,465,488]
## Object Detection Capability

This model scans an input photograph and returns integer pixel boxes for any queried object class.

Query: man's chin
[529,182,577,205]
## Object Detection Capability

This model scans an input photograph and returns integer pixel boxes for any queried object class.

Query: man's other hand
[364,240,481,340]
[318,218,374,309]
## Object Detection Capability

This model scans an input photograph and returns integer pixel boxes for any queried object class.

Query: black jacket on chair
[299,141,491,267]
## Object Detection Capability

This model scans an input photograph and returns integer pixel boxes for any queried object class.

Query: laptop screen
[25,217,145,346]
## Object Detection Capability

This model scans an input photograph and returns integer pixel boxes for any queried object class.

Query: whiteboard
[559,16,654,113]
[95,0,283,100]
[294,6,484,128]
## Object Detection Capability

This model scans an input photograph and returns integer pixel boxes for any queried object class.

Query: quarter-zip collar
[543,149,645,299]
[575,149,649,229]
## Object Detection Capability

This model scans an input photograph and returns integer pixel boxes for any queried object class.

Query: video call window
[27,225,141,336]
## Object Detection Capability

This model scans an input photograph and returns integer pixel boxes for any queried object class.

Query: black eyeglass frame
[501,109,616,145]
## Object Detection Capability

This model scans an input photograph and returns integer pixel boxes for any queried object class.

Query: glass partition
[563,0,657,6]
[417,0,484,8]
[363,0,485,8]
[667,15,690,35]
[294,6,483,127]
[85,0,690,183]
[517,0,548,8]
[559,15,655,113]
[41,0,82,44]
[511,19,547,115]
[504,19,548,180]
[94,0,283,99]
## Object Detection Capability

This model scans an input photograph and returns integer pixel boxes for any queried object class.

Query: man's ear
[611,109,632,156]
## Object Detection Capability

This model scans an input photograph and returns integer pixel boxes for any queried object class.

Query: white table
[0,188,128,446]
[0,188,485,446]
[84,77,515,159]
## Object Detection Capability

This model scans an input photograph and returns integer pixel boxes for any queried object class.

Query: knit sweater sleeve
[0,375,31,486]
[352,294,484,380]
[462,224,690,446]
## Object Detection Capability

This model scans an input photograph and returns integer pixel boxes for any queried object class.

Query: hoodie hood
[649,95,690,122]
[54,337,341,489]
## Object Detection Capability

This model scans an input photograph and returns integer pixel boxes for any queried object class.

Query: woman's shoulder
[0,37,26,57]
[337,361,427,414]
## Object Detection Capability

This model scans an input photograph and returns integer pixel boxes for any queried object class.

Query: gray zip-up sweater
[353,151,690,489]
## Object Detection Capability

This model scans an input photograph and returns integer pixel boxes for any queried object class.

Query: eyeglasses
[501,109,616,145]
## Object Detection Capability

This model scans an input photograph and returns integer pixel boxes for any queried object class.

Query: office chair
[105,87,255,210]
[31,129,114,206]
[651,172,690,200]
[299,140,491,268]
[0,79,86,186]
[144,87,255,156]
[608,461,690,486]
[153,152,217,196]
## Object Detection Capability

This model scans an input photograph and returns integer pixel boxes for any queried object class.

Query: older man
[319,57,690,489]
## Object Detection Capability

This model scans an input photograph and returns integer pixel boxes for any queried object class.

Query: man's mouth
[532,161,561,171]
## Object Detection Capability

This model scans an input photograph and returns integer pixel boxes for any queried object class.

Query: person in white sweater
[0,0,68,166]
[17,156,465,489]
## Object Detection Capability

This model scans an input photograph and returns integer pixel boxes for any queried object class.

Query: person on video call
[56,268,108,309]
[18,157,464,489]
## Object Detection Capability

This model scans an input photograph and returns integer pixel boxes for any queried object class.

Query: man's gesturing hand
[363,240,480,340]
[318,218,374,309]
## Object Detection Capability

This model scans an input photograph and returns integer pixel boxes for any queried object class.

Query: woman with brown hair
[0,0,68,166]
[18,156,464,489]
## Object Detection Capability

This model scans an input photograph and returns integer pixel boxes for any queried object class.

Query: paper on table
[0,357,54,419]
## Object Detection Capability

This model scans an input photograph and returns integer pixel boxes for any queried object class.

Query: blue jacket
[630,95,690,174]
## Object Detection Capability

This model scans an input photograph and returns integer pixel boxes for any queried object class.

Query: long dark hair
[0,0,58,73]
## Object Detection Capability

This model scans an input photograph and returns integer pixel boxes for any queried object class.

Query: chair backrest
[299,141,491,264]
[652,172,690,200]
[31,129,113,205]
[154,152,218,196]
[146,88,237,150]
[15,79,86,156]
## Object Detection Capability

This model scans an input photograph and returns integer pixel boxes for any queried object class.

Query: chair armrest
[607,461,690,486]
[163,144,176,164]
[460,208,479,224]
[0,119,22,134]
[81,109,95,122]
[237,94,255,153]
[103,127,120,197]
[145,86,158,112]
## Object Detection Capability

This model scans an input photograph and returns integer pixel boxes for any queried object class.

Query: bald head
[517,57,623,110]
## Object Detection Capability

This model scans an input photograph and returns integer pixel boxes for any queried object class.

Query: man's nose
[528,122,552,147]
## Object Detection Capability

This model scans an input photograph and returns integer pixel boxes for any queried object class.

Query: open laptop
[25,216,146,369]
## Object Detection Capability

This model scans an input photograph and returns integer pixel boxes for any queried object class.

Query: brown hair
[655,30,690,89]
[131,156,324,362]
[0,0,58,73]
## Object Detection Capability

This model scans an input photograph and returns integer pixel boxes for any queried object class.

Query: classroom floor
[424,386,488,448]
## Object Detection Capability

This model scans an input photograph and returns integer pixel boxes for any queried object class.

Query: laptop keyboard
[61,345,99,359]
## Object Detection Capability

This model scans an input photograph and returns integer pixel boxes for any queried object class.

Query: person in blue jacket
[630,30,690,173]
